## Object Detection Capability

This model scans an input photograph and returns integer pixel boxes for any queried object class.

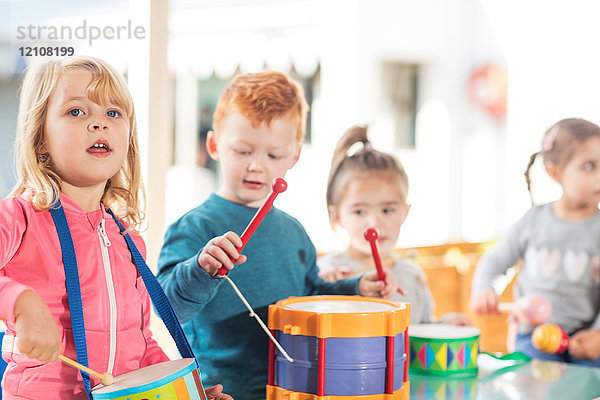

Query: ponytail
[326,126,370,206]
[524,151,539,205]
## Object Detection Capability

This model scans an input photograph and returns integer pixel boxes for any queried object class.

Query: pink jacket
[0,194,168,399]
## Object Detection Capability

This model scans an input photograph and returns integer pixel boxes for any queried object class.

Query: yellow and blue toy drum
[91,359,207,400]
[267,295,410,399]
[409,324,480,377]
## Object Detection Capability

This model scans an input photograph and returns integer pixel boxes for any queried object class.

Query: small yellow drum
[91,358,206,400]
[409,324,480,377]
[267,295,410,399]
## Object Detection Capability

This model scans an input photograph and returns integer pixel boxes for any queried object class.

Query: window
[196,64,320,147]
[381,62,419,148]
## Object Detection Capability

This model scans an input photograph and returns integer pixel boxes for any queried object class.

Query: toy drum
[267,295,410,399]
[91,358,207,400]
[409,324,480,377]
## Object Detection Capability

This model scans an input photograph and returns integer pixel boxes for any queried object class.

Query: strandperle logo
[15,20,146,46]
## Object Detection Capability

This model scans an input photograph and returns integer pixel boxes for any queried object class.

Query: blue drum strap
[49,204,92,399]
[106,209,196,361]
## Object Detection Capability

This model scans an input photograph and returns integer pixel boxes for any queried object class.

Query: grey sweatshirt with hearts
[471,203,600,334]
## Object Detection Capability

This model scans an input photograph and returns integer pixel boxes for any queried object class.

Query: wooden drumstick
[59,355,113,385]
[363,228,385,281]
[221,274,293,362]
[217,178,288,276]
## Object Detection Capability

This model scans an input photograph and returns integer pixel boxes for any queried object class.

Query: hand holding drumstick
[363,228,388,281]
[361,228,406,298]
[197,178,287,276]
[13,290,61,363]
[13,291,113,385]
[318,228,404,298]
[196,178,293,362]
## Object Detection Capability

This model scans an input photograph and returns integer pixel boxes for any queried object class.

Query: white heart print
[563,251,589,282]
[538,247,562,279]
[524,247,540,278]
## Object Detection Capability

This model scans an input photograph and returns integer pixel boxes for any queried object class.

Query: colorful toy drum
[91,358,207,400]
[267,295,410,399]
[409,324,480,377]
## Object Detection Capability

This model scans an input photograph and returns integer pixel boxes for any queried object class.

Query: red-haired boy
[157,71,398,399]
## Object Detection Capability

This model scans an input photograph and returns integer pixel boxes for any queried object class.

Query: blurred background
[2,0,600,354]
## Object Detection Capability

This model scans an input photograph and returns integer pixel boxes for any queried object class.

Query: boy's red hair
[212,71,308,144]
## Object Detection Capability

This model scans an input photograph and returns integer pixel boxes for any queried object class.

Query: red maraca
[217,177,287,276]
[363,227,385,281]
[532,323,569,354]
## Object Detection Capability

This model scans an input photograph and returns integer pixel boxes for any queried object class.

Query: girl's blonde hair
[10,56,145,229]
[524,118,600,204]
[326,125,409,219]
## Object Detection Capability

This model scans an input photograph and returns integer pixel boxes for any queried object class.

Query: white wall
[277,0,506,252]
[482,0,600,227]
[280,0,600,253]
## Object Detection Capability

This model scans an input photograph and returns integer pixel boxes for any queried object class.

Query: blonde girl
[0,57,231,399]
[471,118,600,365]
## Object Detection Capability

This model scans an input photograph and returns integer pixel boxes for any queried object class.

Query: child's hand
[469,289,499,315]
[197,232,248,276]
[358,270,405,299]
[13,290,61,363]
[205,384,234,399]
[569,328,600,360]
[319,266,352,282]
[439,312,471,326]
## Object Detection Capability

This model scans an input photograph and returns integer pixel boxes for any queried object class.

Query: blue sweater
[157,194,359,399]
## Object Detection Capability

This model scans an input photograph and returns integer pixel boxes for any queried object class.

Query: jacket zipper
[97,218,117,374]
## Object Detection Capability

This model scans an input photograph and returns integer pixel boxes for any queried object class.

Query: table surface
[409,358,600,400]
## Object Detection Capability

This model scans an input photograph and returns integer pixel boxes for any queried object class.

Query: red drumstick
[364,227,385,281]
[217,178,288,276]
